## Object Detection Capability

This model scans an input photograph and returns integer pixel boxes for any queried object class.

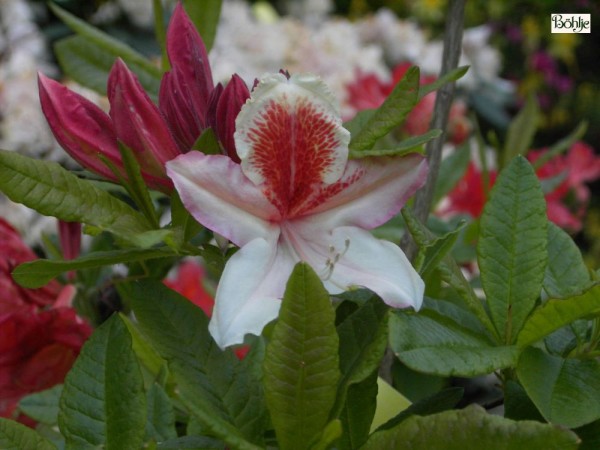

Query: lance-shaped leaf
[18,385,63,426]
[0,150,153,243]
[417,66,469,99]
[12,247,176,288]
[349,66,420,152]
[332,297,388,420]
[0,418,57,450]
[478,156,547,343]
[50,3,161,96]
[502,95,539,167]
[338,372,378,450]
[390,309,519,377]
[361,404,579,450]
[348,130,437,159]
[58,315,146,450]
[517,284,600,348]
[55,35,161,99]
[517,347,600,428]
[543,222,592,298]
[182,0,222,52]
[263,263,341,450]
[120,280,265,449]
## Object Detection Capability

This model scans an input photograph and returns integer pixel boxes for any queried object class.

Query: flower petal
[209,237,294,348]
[235,72,350,214]
[214,74,250,162]
[322,226,423,309]
[301,154,428,229]
[38,73,121,181]
[160,2,213,145]
[166,152,280,246]
[108,59,180,183]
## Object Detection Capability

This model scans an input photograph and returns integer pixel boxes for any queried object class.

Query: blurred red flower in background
[440,141,600,233]
[0,219,91,422]
[346,62,471,144]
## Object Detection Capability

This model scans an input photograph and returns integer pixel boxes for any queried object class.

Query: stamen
[322,237,351,281]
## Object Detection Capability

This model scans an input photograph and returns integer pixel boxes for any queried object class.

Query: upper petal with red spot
[235,73,350,218]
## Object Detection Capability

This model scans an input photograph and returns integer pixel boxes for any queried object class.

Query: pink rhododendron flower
[38,3,249,193]
[440,162,497,218]
[528,141,600,232]
[0,219,91,421]
[167,72,428,348]
[346,62,470,144]
[441,141,600,232]
[164,260,214,317]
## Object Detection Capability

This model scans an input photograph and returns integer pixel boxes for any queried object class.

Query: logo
[551,14,591,33]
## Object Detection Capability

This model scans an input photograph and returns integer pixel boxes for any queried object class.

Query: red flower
[440,162,497,218]
[346,62,470,144]
[38,2,250,193]
[441,141,600,233]
[0,219,91,421]
[528,141,600,232]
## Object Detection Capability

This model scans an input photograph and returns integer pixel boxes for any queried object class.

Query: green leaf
[59,315,146,450]
[503,380,545,422]
[418,66,469,99]
[182,0,222,52]
[332,297,388,419]
[433,139,470,206]
[478,156,547,343]
[361,404,580,450]
[419,221,466,279]
[502,95,539,166]
[0,150,153,244]
[192,127,222,155]
[517,347,600,428]
[50,3,161,95]
[348,130,437,159]
[0,418,57,450]
[389,309,519,376]
[145,383,177,443]
[120,280,265,450]
[349,66,420,152]
[338,371,378,450]
[12,247,176,288]
[263,263,340,450]
[311,420,343,450]
[517,284,600,348]
[376,387,463,432]
[401,207,498,340]
[532,121,588,170]
[343,109,375,137]
[54,35,161,100]
[544,222,592,298]
[18,385,62,426]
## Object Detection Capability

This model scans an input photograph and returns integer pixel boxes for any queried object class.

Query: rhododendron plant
[38,3,249,192]
[0,219,90,421]
[346,62,471,144]
[0,2,598,448]
[167,72,428,348]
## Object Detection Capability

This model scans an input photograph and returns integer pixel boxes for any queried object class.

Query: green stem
[153,0,170,72]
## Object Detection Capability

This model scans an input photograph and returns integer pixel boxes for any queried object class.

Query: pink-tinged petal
[38,73,121,181]
[546,200,582,232]
[108,59,180,187]
[322,226,423,309]
[566,141,600,185]
[166,152,280,246]
[161,2,213,138]
[300,154,427,230]
[214,74,250,162]
[159,71,202,151]
[209,237,292,348]
[235,73,350,215]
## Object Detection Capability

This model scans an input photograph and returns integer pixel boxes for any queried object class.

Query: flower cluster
[0,219,91,421]
[39,3,249,193]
